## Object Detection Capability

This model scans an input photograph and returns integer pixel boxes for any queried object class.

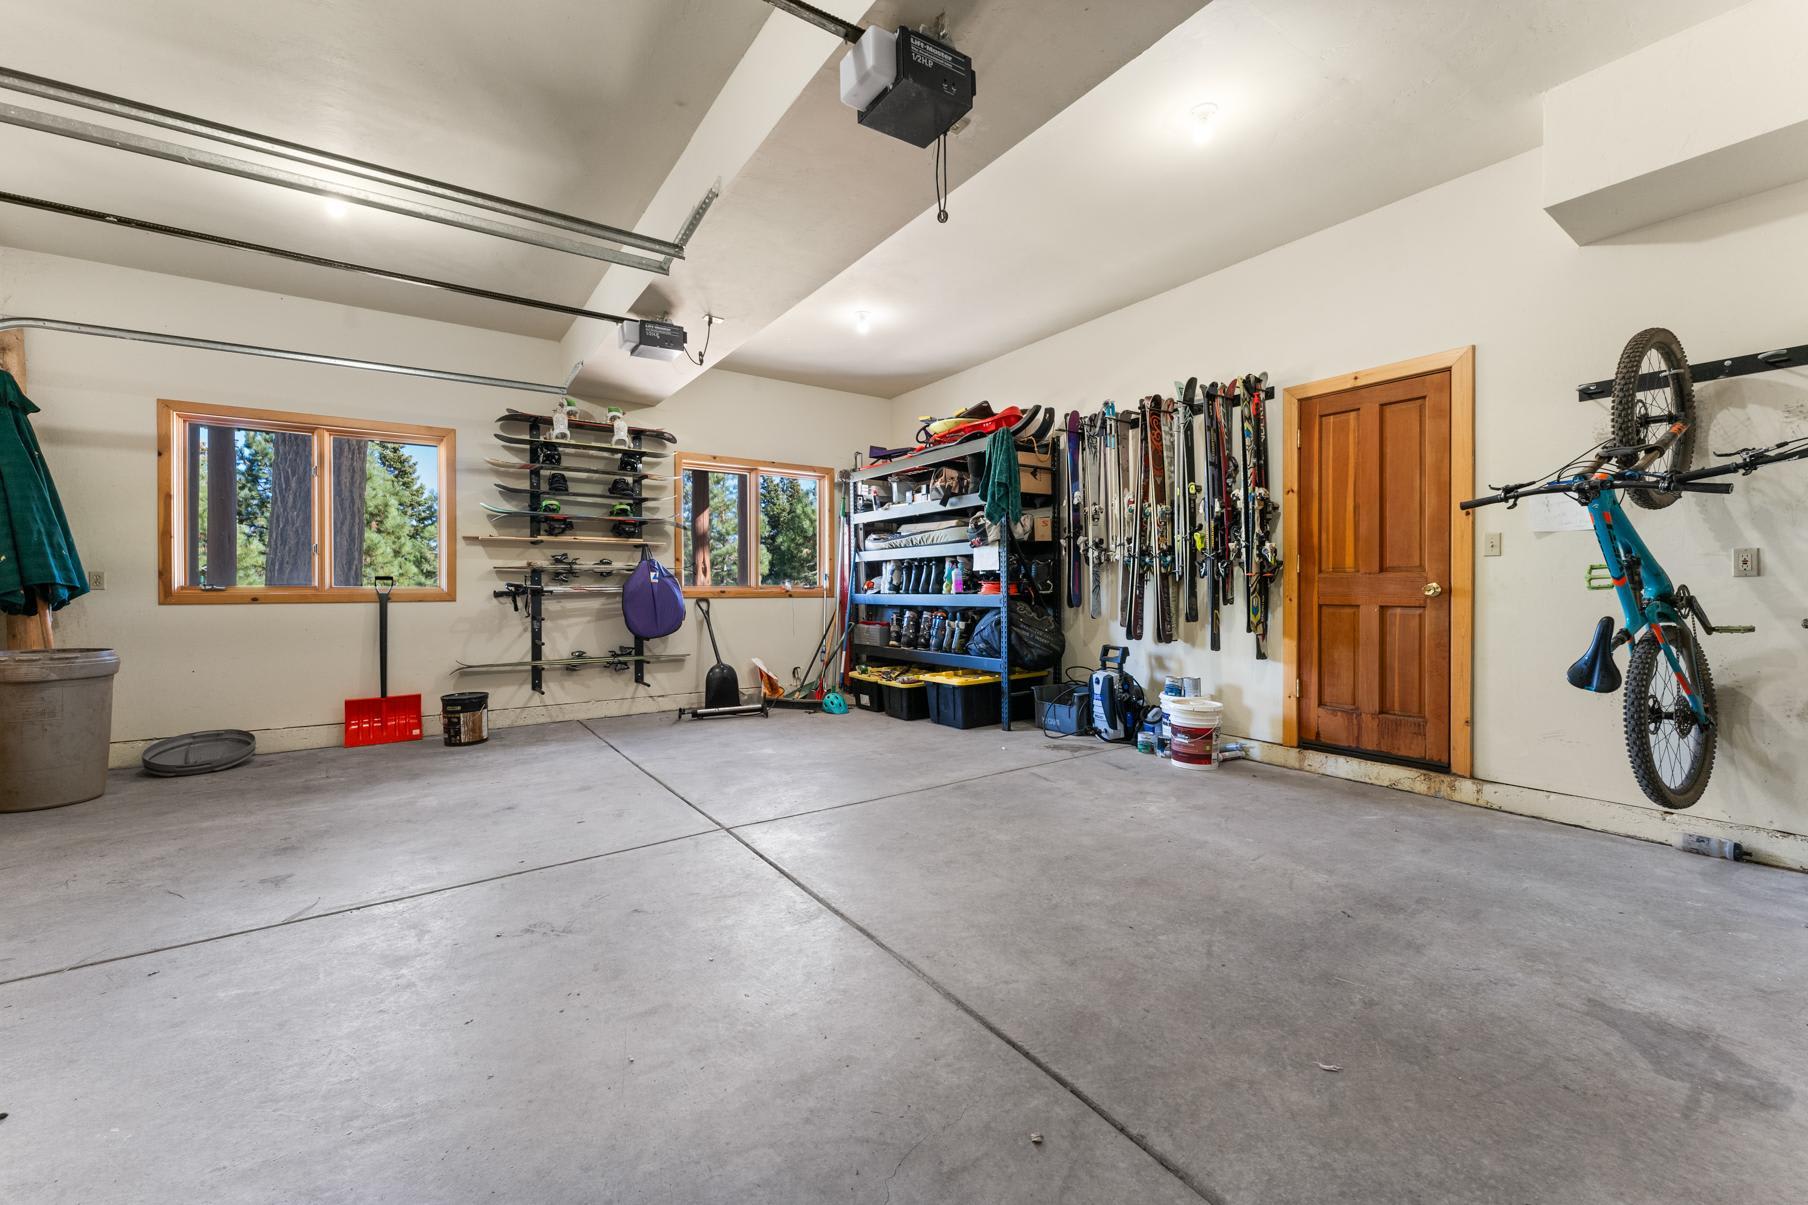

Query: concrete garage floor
[2,714,1804,1204]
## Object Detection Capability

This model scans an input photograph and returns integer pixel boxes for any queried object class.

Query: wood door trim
[1282,346,1474,777]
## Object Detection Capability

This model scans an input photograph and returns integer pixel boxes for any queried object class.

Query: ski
[486,458,664,481]
[1124,404,1147,639]
[1145,395,1174,643]
[455,648,688,673]
[1200,382,1223,651]
[497,409,677,444]
[1244,372,1279,659]
[493,433,672,458]
[1214,381,1243,647]
[1066,409,1083,610]
[489,562,624,579]
[1085,409,1105,619]
[483,504,674,525]
[1178,378,1200,627]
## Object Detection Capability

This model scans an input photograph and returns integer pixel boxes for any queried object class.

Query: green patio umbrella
[0,369,87,617]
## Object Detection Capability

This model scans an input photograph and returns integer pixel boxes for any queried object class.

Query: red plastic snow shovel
[343,576,423,747]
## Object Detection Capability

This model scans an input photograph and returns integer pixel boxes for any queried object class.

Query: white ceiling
[0,0,772,337]
[558,0,1207,406]
[722,0,1755,397]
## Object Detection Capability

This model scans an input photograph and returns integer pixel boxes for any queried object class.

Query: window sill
[158,586,455,605]
[681,587,831,600]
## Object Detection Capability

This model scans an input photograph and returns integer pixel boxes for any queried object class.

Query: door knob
[1423,582,1443,597]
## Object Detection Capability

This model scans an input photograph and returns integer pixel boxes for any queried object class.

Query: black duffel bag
[965,600,1064,669]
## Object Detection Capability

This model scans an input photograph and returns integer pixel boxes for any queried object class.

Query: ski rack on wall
[1577,341,1808,401]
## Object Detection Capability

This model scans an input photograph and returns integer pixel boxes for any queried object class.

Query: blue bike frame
[1584,487,1710,724]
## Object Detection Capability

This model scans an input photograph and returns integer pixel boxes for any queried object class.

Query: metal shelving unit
[845,442,1060,731]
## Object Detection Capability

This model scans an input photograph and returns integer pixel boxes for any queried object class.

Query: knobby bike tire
[1611,327,1696,510]
[1623,626,1717,809]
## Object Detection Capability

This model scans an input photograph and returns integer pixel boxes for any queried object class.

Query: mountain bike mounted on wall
[1463,327,1808,809]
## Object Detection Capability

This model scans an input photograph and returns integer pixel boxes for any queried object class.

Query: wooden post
[1,332,52,649]
[0,329,24,392]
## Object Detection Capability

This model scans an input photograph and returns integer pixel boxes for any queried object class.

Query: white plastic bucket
[1162,697,1223,769]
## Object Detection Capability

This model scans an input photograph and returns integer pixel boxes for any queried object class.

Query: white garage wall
[890,148,1808,859]
[1,246,887,759]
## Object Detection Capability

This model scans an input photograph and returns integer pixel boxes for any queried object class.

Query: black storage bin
[845,673,886,713]
[922,672,1039,730]
[882,680,930,721]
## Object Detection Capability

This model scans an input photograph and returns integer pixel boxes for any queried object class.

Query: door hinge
[1296,677,1302,696]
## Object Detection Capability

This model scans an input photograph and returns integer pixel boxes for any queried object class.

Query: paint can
[441,692,490,747]
[1163,697,1223,769]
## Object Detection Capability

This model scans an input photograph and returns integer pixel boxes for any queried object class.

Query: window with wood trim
[675,453,832,597]
[157,400,456,604]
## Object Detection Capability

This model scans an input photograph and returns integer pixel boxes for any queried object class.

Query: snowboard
[493,433,671,458]
[486,458,661,481]
[483,503,674,525]
[497,409,677,443]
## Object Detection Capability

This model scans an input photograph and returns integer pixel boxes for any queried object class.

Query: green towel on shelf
[982,427,1022,527]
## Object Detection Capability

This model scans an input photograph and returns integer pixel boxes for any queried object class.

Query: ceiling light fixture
[323,197,350,220]
[854,310,872,336]
[1189,102,1220,146]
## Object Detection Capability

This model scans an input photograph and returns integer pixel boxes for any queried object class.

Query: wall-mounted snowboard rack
[1577,341,1807,401]
[488,412,665,692]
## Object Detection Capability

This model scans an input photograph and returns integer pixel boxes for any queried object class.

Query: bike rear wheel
[1611,327,1696,510]
[1623,625,1716,809]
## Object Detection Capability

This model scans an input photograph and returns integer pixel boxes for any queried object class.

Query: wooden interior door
[1299,372,1451,766]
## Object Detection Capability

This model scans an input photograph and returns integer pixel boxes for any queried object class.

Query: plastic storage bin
[881,677,930,721]
[844,669,888,713]
[919,669,1041,730]
[1031,683,1092,735]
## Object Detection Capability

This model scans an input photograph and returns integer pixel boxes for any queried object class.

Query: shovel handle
[374,576,394,697]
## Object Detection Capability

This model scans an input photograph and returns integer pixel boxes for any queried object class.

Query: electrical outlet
[1733,548,1760,578]
[89,570,106,590]
[1483,533,1503,557]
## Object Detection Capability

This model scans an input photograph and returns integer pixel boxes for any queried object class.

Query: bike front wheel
[1623,625,1717,809]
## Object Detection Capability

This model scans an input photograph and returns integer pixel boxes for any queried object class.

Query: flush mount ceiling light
[854,309,872,336]
[323,197,350,220]
[1189,102,1221,146]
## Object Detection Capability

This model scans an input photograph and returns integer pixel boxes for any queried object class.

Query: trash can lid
[141,729,256,777]
[0,648,120,683]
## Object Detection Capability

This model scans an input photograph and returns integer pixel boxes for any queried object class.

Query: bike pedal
[1585,563,1615,591]
[1712,624,1757,634]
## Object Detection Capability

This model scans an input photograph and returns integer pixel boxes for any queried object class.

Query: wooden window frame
[156,399,457,605]
[673,452,834,599]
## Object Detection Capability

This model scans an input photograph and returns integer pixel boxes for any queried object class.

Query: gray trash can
[0,648,121,812]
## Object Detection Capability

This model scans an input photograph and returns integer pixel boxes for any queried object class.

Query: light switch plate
[1483,533,1502,557]
[1733,548,1760,578]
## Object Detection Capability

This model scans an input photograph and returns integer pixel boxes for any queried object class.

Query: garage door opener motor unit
[839,26,975,148]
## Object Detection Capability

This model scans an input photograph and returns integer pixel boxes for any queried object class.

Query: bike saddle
[1567,616,1623,694]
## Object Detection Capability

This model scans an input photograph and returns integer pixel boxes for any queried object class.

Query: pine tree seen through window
[160,400,455,604]
[677,453,830,596]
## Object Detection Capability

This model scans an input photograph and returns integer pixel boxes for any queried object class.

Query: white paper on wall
[1525,492,1594,533]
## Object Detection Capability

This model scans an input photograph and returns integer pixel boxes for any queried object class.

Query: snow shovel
[343,576,423,746]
